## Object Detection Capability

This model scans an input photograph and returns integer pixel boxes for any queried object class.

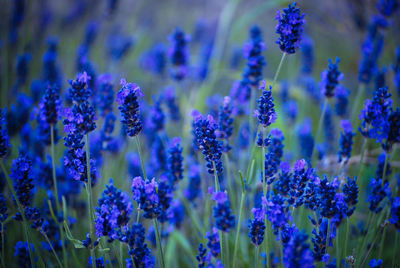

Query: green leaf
[247,159,256,185]
[63,221,85,249]
[238,170,245,193]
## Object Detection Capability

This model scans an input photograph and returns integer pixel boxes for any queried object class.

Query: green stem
[153,218,165,268]
[51,125,67,267]
[233,192,246,268]
[312,99,328,164]
[271,52,287,89]
[212,161,220,191]
[356,138,368,180]
[212,161,224,265]
[392,231,399,267]
[90,249,97,268]
[378,208,390,260]
[254,246,259,268]
[42,229,63,268]
[343,217,350,262]
[0,161,35,268]
[119,242,124,268]
[136,206,141,224]
[224,153,235,210]
[261,126,270,268]
[224,233,230,268]
[351,83,365,125]
[1,223,5,268]
[134,136,147,180]
[381,152,388,186]
[326,219,331,255]
[85,134,96,268]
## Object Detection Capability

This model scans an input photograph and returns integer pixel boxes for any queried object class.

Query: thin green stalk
[351,83,365,125]
[136,206,141,223]
[51,125,67,267]
[1,161,35,267]
[392,231,399,267]
[271,52,287,89]
[336,227,340,267]
[90,250,97,268]
[378,208,390,260]
[356,138,368,180]
[359,224,382,268]
[224,153,235,210]
[249,87,257,157]
[42,230,63,268]
[224,233,230,268]
[254,246,259,268]
[381,152,388,186]
[85,134,96,268]
[312,99,328,163]
[261,127,267,195]
[326,219,331,255]
[233,191,246,268]
[212,161,224,265]
[343,217,350,263]
[153,218,165,268]
[119,242,124,268]
[134,136,147,180]
[1,223,5,268]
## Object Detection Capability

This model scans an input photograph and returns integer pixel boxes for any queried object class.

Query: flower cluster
[206,227,221,257]
[338,120,355,164]
[167,137,184,186]
[95,179,133,240]
[248,208,265,246]
[275,2,305,54]
[192,112,224,175]
[117,79,144,137]
[210,189,235,232]
[217,96,234,152]
[264,128,284,184]
[131,176,160,219]
[0,109,10,158]
[255,81,277,128]
[283,231,314,268]
[321,58,343,98]
[168,28,190,81]
[243,25,266,87]
[11,155,34,208]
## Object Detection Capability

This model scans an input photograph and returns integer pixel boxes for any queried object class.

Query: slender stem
[351,83,365,125]
[212,161,220,191]
[224,153,235,210]
[233,192,246,268]
[50,125,67,267]
[326,219,331,255]
[312,99,328,163]
[261,126,270,268]
[343,217,350,262]
[360,225,382,268]
[336,227,340,267]
[224,233,230,268]
[381,152,388,186]
[90,249,97,268]
[42,230,63,268]
[378,208,390,260]
[249,87,257,158]
[393,231,399,267]
[134,136,147,180]
[356,138,368,180]
[85,134,96,268]
[1,223,5,268]
[119,242,124,268]
[0,161,35,267]
[153,218,165,268]
[254,246,259,268]
[271,52,287,89]
[136,206,141,223]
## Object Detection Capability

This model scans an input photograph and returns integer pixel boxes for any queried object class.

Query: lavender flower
[390,197,400,231]
[148,96,165,132]
[368,178,390,213]
[206,227,221,257]
[89,256,106,268]
[334,87,349,117]
[117,79,144,137]
[217,96,234,152]
[96,74,114,117]
[263,194,290,233]
[317,177,340,218]
[320,58,343,98]
[289,159,313,207]
[192,112,223,175]
[264,128,284,184]
[384,108,400,151]
[168,28,190,81]
[95,179,133,240]
[298,118,314,161]
[42,38,62,88]
[14,241,35,268]
[196,243,209,268]
[377,0,399,17]
[300,35,314,74]
[248,208,265,246]
[0,194,8,223]
[243,25,266,87]
[11,155,34,208]
[157,175,173,223]
[338,120,355,164]
[164,87,180,121]
[184,164,202,203]
[275,2,306,54]
[359,87,392,143]
[120,223,155,268]
[343,177,359,207]
[39,86,62,126]
[167,137,184,185]
[376,152,392,179]
[369,259,383,268]
[210,189,235,232]
[275,162,291,196]
[0,109,11,158]
[255,81,277,128]
[131,176,160,219]
[283,231,315,268]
